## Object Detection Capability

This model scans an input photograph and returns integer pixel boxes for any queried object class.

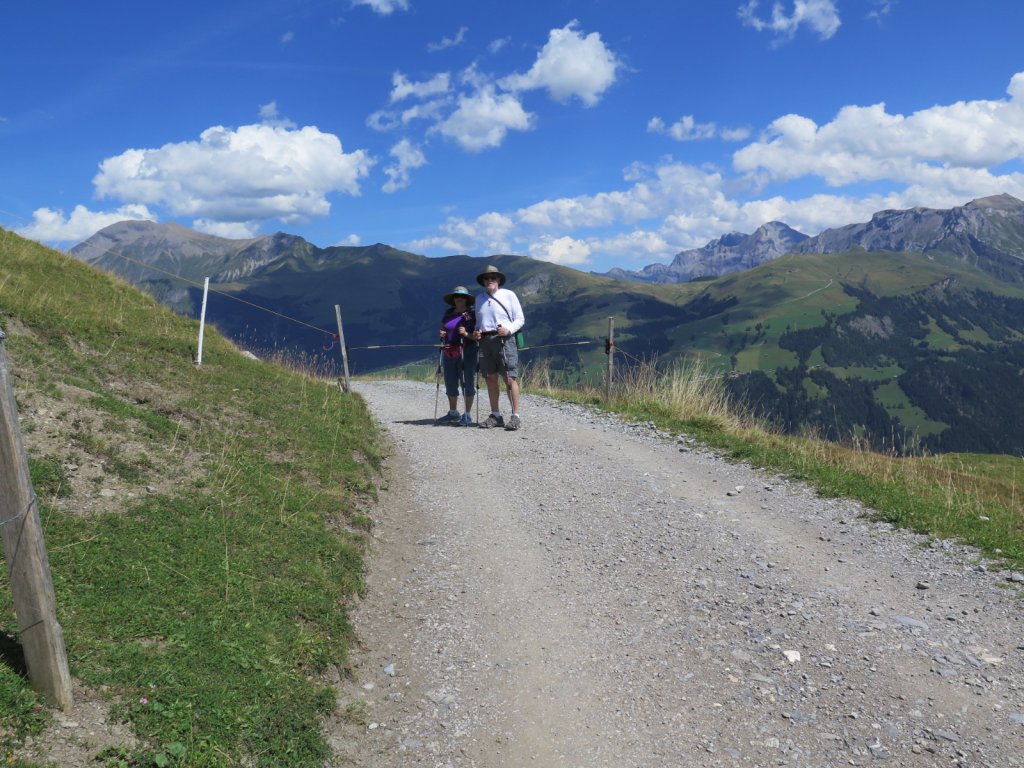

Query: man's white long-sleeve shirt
[475,287,524,333]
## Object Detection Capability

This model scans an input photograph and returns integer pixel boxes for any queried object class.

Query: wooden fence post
[334,305,352,393]
[195,277,210,366]
[0,330,73,711]
[606,316,615,402]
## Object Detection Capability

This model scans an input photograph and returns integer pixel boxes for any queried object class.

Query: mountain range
[67,194,1024,455]
[606,193,1024,284]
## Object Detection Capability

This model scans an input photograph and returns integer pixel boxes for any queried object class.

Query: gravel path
[336,380,1024,767]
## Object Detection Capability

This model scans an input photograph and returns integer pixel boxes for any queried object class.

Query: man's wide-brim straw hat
[476,265,506,286]
[443,286,474,305]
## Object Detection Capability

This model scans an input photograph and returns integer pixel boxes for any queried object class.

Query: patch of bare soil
[12,681,136,767]
[15,374,203,517]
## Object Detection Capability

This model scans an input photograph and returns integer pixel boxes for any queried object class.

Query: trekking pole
[433,347,443,424]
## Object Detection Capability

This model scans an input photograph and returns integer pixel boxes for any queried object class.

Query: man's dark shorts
[478,335,518,378]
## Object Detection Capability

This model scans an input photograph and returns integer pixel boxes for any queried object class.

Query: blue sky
[3,0,1023,273]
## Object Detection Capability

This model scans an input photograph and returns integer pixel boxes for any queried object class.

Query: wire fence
[81,245,758,388]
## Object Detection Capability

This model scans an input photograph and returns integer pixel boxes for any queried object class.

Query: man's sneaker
[437,411,459,425]
[505,414,521,431]
[458,413,473,427]
[479,413,504,429]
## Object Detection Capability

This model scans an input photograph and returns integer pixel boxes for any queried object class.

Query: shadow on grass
[0,632,28,678]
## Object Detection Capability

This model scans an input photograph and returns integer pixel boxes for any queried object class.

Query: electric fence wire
[81,246,336,337]
[0,493,35,529]
[74,246,752,380]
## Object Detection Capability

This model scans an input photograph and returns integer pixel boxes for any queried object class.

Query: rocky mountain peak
[68,220,305,287]
[964,193,1024,212]
[603,220,809,283]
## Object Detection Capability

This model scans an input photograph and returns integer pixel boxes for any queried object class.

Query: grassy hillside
[0,228,385,766]
[669,250,1024,453]
[675,248,1024,366]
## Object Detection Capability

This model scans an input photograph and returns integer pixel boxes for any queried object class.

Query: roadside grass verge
[1,229,386,766]
[521,355,1024,571]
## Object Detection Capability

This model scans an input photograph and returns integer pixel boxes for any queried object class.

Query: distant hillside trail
[333,380,1024,767]
[785,278,833,303]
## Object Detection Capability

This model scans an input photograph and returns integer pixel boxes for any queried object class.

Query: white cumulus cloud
[367,23,623,155]
[352,0,409,16]
[433,87,534,152]
[518,161,733,232]
[593,230,673,262]
[193,219,259,238]
[258,101,297,129]
[721,126,753,142]
[412,161,731,260]
[390,71,451,103]
[17,203,156,244]
[733,71,1024,189]
[427,26,468,52]
[92,123,374,226]
[383,139,427,192]
[407,210,515,254]
[529,235,592,265]
[406,64,1024,268]
[738,0,841,42]
[499,21,621,106]
[867,0,894,20]
[367,100,449,133]
[648,115,719,141]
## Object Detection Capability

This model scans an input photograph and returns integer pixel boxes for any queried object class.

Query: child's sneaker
[458,413,473,426]
[436,410,459,425]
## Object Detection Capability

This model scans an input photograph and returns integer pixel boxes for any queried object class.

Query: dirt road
[333,380,1024,767]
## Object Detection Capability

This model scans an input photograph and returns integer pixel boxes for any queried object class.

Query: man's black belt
[480,330,499,337]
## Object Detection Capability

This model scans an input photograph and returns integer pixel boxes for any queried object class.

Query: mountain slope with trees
[727,276,1024,453]
[71,222,712,373]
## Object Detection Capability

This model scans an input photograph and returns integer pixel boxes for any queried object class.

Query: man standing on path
[473,265,525,431]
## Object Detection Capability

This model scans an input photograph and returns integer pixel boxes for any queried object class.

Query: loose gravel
[334,380,1024,768]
